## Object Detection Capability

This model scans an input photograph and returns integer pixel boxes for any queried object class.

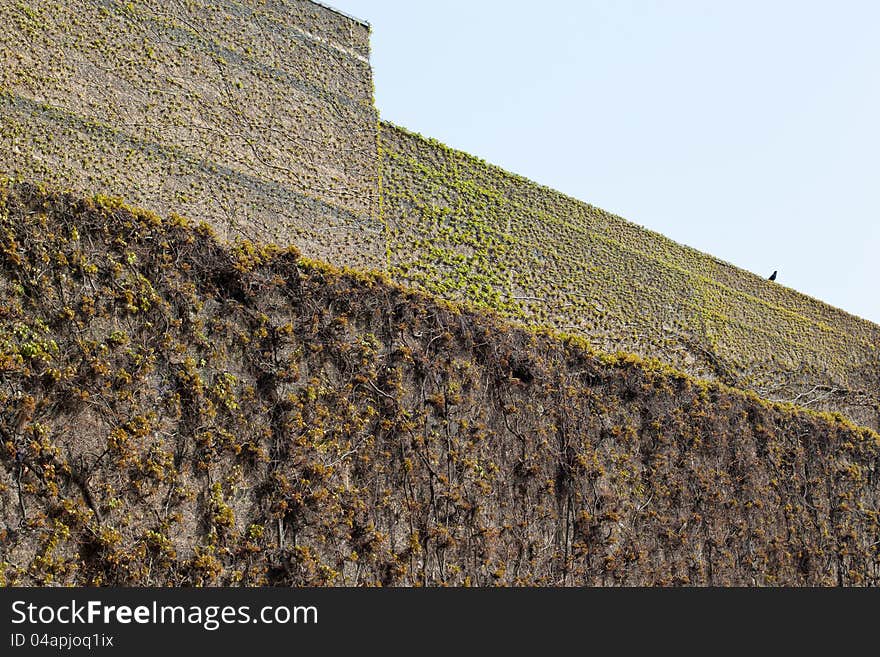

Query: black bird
[768,270,778,281]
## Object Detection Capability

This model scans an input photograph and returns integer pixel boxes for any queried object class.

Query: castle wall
[0,0,383,268]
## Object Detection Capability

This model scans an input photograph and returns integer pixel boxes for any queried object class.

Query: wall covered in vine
[2,1,877,433]
[379,123,880,430]
[0,0,383,267]
[1,181,878,586]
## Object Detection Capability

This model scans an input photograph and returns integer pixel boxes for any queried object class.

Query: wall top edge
[308,0,371,28]
[379,121,880,333]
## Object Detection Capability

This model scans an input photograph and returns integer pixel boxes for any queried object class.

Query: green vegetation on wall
[1,0,877,435]
[1,181,879,586]
[0,0,381,265]
[379,123,880,430]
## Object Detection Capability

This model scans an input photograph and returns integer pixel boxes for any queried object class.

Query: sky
[334,0,880,325]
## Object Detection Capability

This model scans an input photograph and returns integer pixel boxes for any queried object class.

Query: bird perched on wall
[768,270,778,281]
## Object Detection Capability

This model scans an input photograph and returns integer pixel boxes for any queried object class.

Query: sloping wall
[379,123,880,429]
[1,1,877,430]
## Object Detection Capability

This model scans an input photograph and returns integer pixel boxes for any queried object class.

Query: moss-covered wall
[1,1,876,431]
[0,0,383,267]
[379,123,880,430]
[2,182,880,586]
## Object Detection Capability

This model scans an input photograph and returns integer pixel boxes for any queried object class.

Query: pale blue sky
[335,0,880,325]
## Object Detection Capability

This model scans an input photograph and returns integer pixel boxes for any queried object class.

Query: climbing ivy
[1,181,878,586]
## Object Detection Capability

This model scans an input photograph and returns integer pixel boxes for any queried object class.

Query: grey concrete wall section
[0,0,381,266]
